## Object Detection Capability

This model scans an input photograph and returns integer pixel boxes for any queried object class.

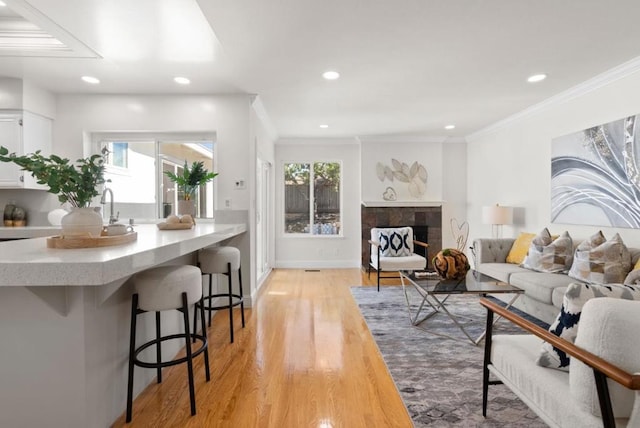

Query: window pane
[313,162,340,235]
[111,142,128,167]
[284,163,310,233]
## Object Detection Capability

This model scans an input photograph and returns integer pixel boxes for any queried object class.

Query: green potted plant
[0,145,108,237]
[164,160,217,216]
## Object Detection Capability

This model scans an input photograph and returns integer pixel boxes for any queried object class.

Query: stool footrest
[200,293,244,311]
[134,333,208,369]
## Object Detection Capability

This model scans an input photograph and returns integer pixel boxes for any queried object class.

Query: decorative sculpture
[432,248,470,280]
[450,218,469,252]
[376,159,427,198]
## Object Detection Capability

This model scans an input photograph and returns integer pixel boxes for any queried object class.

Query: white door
[256,158,271,281]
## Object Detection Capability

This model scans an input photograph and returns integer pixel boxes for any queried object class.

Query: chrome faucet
[100,188,119,224]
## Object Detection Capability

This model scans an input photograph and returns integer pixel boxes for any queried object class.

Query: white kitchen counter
[0,225,61,239]
[0,221,247,428]
[0,222,246,287]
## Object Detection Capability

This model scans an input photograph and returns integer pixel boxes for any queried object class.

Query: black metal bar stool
[195,246,245,343]
[126,265,210,423]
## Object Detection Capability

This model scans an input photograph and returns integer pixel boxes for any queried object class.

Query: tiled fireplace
[361,203,442,271]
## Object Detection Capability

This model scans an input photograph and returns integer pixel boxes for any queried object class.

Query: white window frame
[282,160,343,238]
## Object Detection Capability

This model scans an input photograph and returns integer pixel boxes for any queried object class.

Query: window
[284,161,341,235]
[107,142,128,168]
[96,134,216,220]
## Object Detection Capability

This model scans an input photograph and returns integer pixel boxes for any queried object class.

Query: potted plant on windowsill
[164,160,218,217]
[0,145,108,237]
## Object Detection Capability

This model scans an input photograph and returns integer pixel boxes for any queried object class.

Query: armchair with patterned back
[368,226,429,291]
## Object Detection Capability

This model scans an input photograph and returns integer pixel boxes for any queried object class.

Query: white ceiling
[2,0,640,140]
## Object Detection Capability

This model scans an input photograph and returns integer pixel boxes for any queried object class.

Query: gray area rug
[350,285,549,427]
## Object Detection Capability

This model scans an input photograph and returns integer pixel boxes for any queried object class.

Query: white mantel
[361,200,444,207]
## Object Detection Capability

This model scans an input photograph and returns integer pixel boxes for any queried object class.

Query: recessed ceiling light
[527,74,547,83]
[444,125,455,130]
[322,71,340,80]
[174,76,191,85]
[319,124,329,129]
[81,76,100,84]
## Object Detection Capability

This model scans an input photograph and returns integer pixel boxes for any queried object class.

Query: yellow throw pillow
[506,232,536,264]
[634,258,640,272]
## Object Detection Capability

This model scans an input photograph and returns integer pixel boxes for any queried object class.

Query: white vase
[177,200,196,217]
[61,207,104,238]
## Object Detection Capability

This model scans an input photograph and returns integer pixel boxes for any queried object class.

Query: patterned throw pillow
[568,232,631,284]
[536,282,640,371]
[378,227,412,257]
[521,229,573,273]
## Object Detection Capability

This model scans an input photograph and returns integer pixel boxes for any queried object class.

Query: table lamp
[482,204,513,238]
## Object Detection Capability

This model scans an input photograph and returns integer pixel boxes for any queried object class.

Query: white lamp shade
[482,205,513,225]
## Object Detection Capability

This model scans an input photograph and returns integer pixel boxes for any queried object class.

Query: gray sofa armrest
[472,238,515,265]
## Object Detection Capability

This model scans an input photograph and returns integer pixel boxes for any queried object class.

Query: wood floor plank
[112,268,411,427]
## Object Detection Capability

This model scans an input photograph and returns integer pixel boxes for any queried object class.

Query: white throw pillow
[377,227,412,257]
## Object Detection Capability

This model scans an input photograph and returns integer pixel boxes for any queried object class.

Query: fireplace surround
[361,203,442,270]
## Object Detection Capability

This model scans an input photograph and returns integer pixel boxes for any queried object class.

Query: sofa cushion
[522,229,573,273]
[536,282,640,371]
[476,263,531,283]
[568,232,631,284]
[506,232,536,264]
[372,254,426,270]
[377,227,412,257]
[571,298,640,418]
[509,271,577,305]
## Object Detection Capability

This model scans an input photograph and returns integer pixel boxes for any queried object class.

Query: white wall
[467,68,640,250]
[54,94,252,211]
[275,138,361,268]
[50,94,258,298]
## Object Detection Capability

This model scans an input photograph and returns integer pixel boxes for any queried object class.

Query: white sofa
[472,238,640,325]
[481,297,640,427]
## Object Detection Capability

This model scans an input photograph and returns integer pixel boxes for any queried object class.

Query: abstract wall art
[551,114,640,228]
[375,159,427,199]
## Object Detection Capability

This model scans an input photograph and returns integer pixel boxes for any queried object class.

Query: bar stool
[126,265,210,423]
[195,246,245,343]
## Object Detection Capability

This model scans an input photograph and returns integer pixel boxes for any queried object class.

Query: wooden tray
[47,231,138,249]
[156,222,194,230]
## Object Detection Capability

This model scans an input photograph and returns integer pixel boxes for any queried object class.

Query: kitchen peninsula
[0,222,246,428]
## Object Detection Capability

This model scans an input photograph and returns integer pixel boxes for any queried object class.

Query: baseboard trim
[275,260,361,269]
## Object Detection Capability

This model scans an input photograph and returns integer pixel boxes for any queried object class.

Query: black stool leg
[192,296,199,344]
[199,295,211,382]
[207,273,213,327]
[181,292,197,416]
[238,264,245,328]
[155,311,162,383]
[227,262,234,343]
[126,294,139,423]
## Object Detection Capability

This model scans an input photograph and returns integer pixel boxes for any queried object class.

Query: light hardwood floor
[112,269,411,427]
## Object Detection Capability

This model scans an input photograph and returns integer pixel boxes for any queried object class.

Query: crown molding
[276,137,359,146]
[467,56,640,142]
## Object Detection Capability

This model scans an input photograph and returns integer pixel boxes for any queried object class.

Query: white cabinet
[0,111,52,189]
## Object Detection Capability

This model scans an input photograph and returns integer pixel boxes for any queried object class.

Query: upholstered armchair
[368,226,429,291]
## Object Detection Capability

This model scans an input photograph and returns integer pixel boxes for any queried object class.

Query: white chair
[368,226,429,291]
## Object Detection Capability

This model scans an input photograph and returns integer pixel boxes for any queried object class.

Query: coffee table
[399,269,524,345]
